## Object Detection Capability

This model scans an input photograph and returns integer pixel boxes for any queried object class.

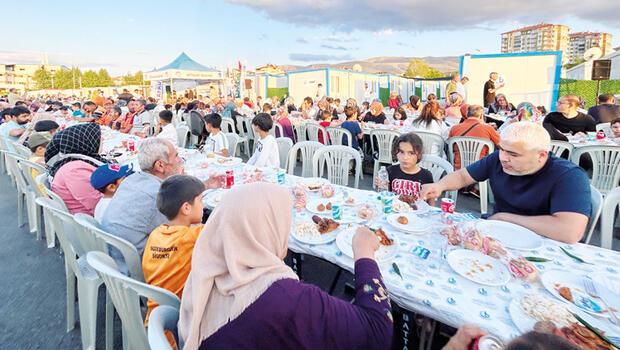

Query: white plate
[447,249,511,287]
[386,213,430,234]
[392,199,430,214]
[593,272,620,296]
[305,198,364,224]
[209,156,243,167]
[336,226,399,263]
[300,177,330,192]
[476,220,543,251]
[291,222,339,245]
[204,189,230,208]
[541,270,617,318]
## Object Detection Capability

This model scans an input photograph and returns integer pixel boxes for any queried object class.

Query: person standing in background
[483,72,503,108]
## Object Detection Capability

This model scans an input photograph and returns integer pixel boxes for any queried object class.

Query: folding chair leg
[35,205,44,240]
[17,191,24,228]
[105,291,114,350]
[66,263,76,332]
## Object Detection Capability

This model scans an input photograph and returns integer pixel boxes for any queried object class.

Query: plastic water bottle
[376,166,389,192]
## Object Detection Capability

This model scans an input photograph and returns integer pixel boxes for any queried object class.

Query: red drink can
[596,131,606,140]
[470,335,504,350]
[127,140,135,152]
[225,170,234,189]
[440,198,455,214]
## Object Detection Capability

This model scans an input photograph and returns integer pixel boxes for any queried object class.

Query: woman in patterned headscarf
[46,123,108,215]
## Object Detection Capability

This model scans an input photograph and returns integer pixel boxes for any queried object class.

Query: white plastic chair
[36,173,68,248]
[414,131,445,157]
[86,251,181,350]
[549,140,574,159]
[447,137,495,215]
[233,118,251,156]
[419,155,458,203]
[276,137,293,170]
[571,145,620,195]
[286,141,324,177]
[584,185,603,245]
[326,127,352,146]
[35,197,113,350]
[12,141,33,158]
[312,145,362,188]
[600,186,620,250]
[292,123,308,143]
[370,129,400,185]
[148,305,180,350]
[241,117,256,150]
[221,117,236,134]
[225,133,240,157]
[5,152,32,229]
[596,122,612,138]
[269,123,284,138]
[306,123,329,144]
[0,135,8,175]
[176,123,189,149]
[74,213,145,282]
[17,159,47,239]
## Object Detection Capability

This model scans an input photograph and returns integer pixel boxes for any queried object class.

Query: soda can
[332,202,342,220]
[277,169,285,185]
[596,131,606,140]
[381,191,395,214]
[127,140,135,152]
[225,170,234,189]
[412,246,422,255]
[470,335,504,350]
[441,198,455,214]
[418,247,430,260]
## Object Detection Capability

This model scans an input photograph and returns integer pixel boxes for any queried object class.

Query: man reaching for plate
[421,121,591,244]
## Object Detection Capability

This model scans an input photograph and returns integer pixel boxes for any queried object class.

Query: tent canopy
[144,52,221,81]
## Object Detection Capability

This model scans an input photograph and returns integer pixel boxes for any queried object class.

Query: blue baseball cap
[90,164,134,190]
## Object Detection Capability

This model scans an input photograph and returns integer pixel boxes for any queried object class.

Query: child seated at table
[340,106,363,150]
[611,118,620,144]
[204,113,230,157]
[27,132,51,165]
[247,113,280,168]
[376,133,434,204]
[90,164,133,222]
[392,107,410,126]
[318,109,332,144]
[142,175,205,319]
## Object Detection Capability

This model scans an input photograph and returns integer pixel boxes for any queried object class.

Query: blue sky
[2,0,619,75]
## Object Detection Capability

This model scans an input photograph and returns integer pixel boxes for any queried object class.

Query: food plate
[305,198,364,223]
[204,189,230,208]
[210,156,243,167]
[291,221,339,245]
[476,220,543,251]
[394,198,430,215]
[593,272,620,296]
[300,177,330,192]
[386,213,430,234]
[336,226,399,263]
[447,249,511,286]
[541,270,617,318]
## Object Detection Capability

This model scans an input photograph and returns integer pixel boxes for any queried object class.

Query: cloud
[289,53,353,62]
[226,0,620,31]
[320,44,349,51]
[296,38,309,43]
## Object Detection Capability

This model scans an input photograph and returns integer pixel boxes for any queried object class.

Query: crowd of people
[1,82,619,349]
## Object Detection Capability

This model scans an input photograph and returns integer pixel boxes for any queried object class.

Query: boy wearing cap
[27,132,52,193]
[90,164,133,222]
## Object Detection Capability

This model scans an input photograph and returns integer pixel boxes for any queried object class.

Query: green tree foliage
[122,71,148,85]
[97,69,113,86]
[82,70,100,87]
[403,59,445,79]
[32,68,52,89]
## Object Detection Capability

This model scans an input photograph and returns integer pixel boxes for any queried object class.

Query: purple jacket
[200,259,393,349]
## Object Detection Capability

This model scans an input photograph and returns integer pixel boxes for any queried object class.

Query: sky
[2,0,619,75]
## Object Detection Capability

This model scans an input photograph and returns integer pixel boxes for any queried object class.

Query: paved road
[1,168,617,349]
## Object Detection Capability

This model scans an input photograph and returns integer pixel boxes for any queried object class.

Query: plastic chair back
[269,123,284,138]
[188,111,205,137]
[241,117,255,142]
[176,124,189,148]
[148,305,180,350]
[447,136,495,167]
[287,141,324,177]
[12,142,32,158]
[419,155,458,202]
[86,251,180,350]
[221,118,236,134]
[312,145,361,188]
[571,145,620,195]
[370,129,400,163]
[326,127,352,146]
[292,123,308,143]
[549,140,574,159]
[74,213,145,282]
[596,122,612,138]
[276,137,293,170]
[35,173,69,212]
[17,158,47,197]
[600,186,620,250]
[413,131,445,157]
[225,133,240,157]
[584,185,603,245]
[306,123,328,144]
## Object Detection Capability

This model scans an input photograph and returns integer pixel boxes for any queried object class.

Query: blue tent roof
[152,52,217,72]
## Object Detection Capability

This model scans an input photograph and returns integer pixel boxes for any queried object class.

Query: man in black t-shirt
[587,94,620,123]
[483,72,503,108]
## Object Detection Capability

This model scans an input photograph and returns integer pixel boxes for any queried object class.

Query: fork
[583,277,620,325]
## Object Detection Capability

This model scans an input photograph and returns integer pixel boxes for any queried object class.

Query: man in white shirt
[316,83,325,100]
[247,113,280,168]
[457,76,469,100]
[204,113,230,156]
[131,99,151,137]
[363,82,374,103]
[155,110,178,146]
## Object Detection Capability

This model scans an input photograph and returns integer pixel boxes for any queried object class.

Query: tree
[33,68,52,89]
[564,58,585,70]
[52,67,83,89]
[122,71,149,85]
[403,59,445,79]
[82,70,100,88]
[97,69,113,87]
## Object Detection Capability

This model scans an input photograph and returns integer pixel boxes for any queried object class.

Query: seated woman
[543,94,596,140]
[274,107,295,140]
[47,123,107,215]
[179,183,393,349]
[444,93,464,125]
[387,91,399,109]
[363,101,388,124]
[391,107,411,126]
[410,100,450,141]
[403,95,421,115]
[487,94,517,115]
